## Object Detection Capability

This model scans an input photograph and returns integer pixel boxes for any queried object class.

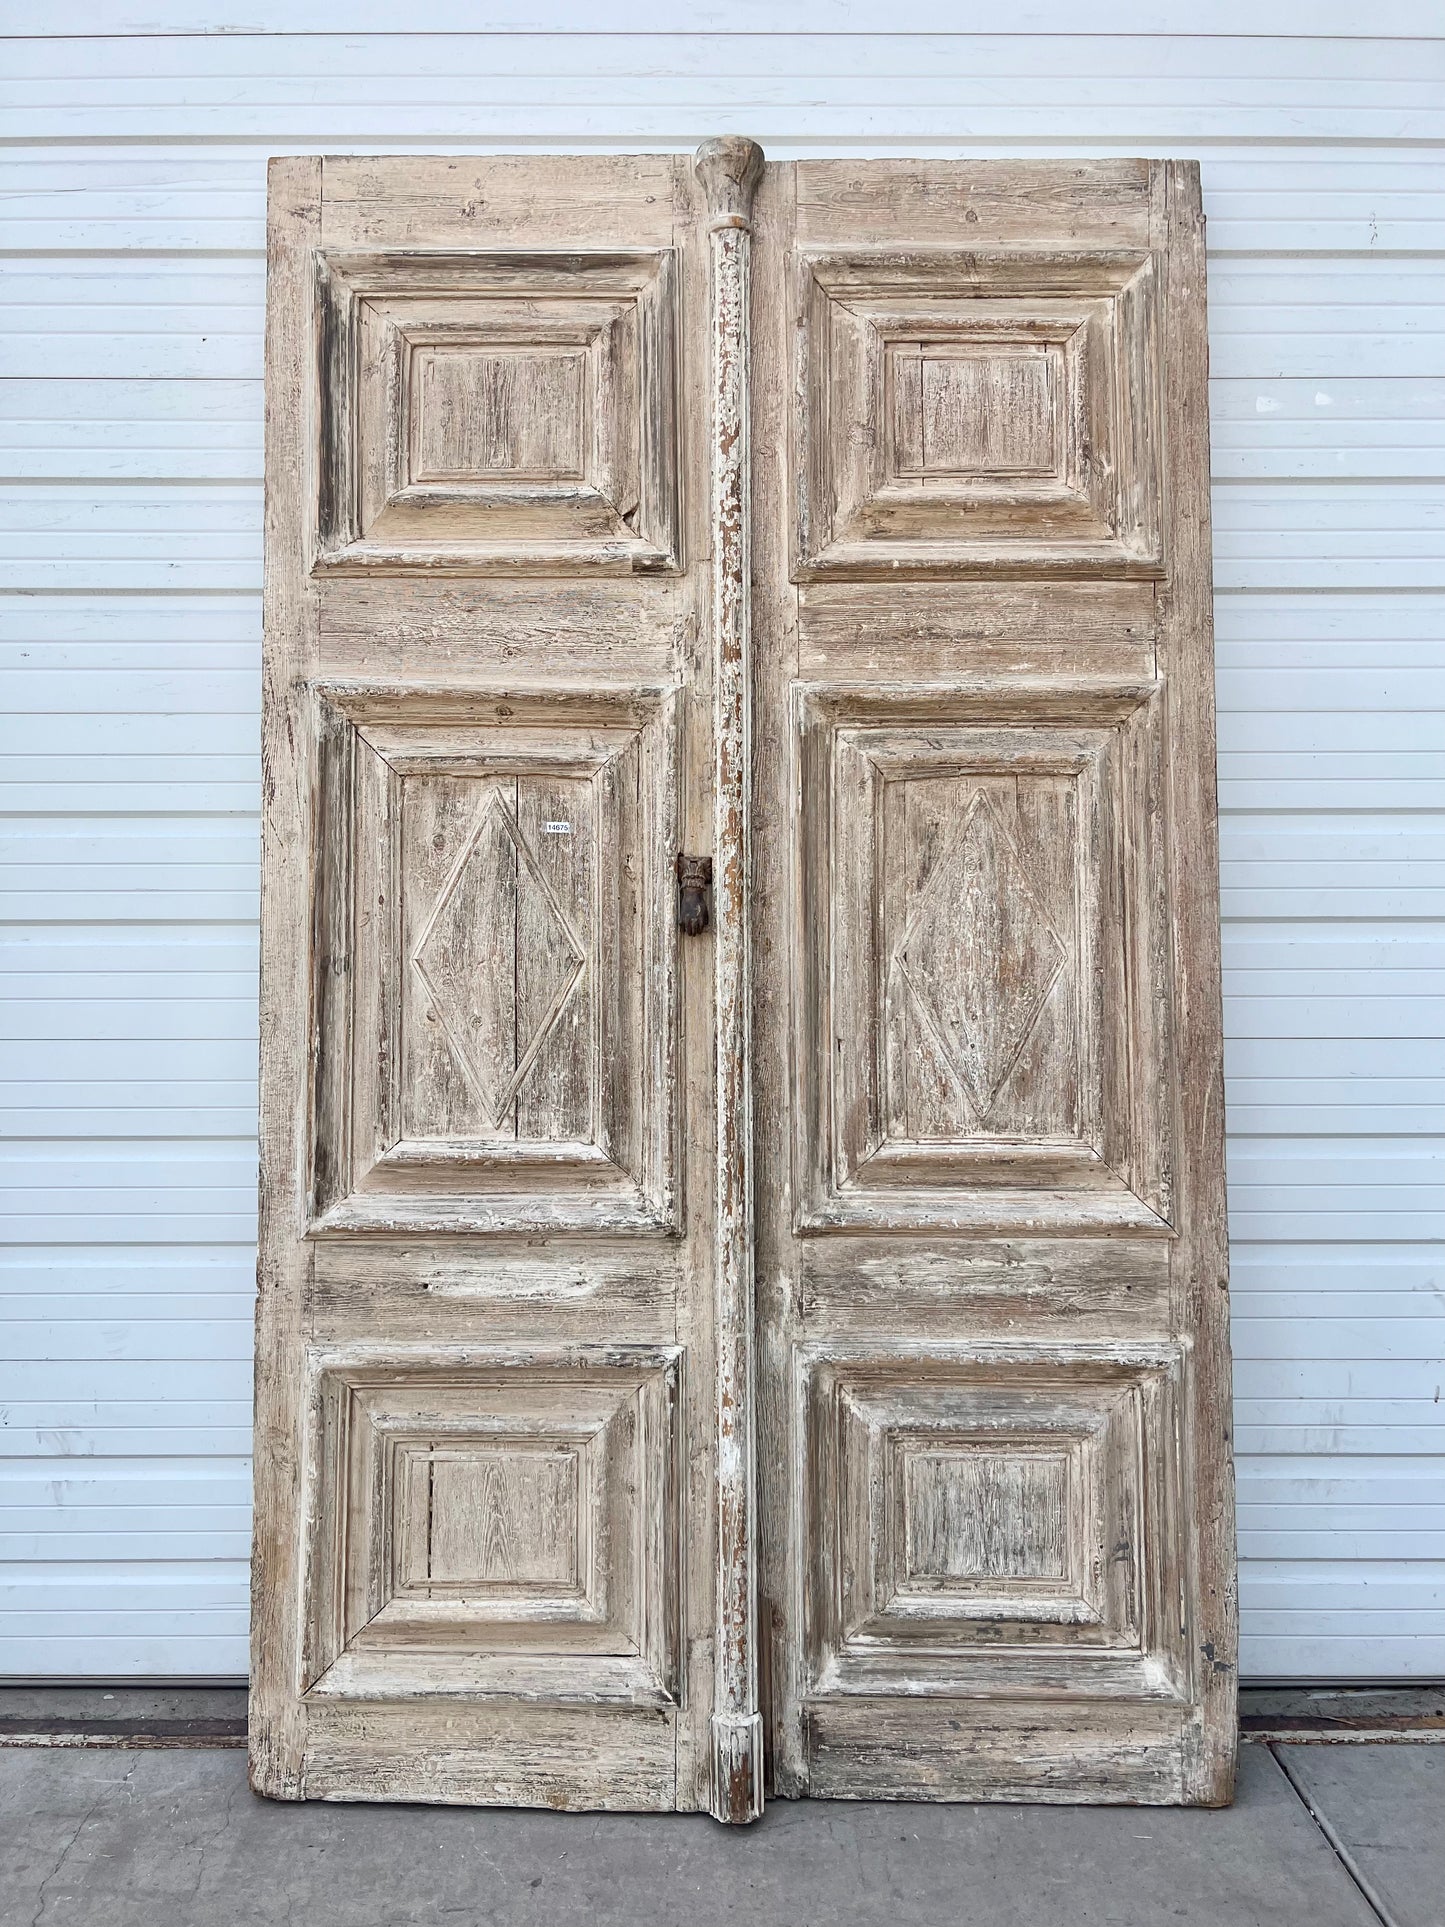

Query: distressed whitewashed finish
[308,683,677,1235]
[751,158,1234,1804]
[313,248,680,574]
[253,152,733,1813]
[694,135,767,1825]
[258,148,1231,1811]
[795,249,1162,577]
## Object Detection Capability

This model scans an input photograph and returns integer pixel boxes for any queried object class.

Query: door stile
[694,136,767,1826]
[251,155,323,1799]
[1156,160,1237,1801]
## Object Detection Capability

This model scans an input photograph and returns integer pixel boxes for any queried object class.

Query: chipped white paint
[753,157,1234,1807]
[695,134,766,1826]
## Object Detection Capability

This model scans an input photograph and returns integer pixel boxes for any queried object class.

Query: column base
[709,1710,764,1824]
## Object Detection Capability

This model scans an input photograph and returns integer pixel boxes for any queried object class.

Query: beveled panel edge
[794,1338,1190,1707]
[791,677,1175,1241]
[313,244,681,575]
[792,244,1162,581]
[304,1651,676,1708]
[306,678,682,1240]
[299,1341,683,1709]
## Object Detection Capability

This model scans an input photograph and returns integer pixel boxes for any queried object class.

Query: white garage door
[1,4,1442,1681]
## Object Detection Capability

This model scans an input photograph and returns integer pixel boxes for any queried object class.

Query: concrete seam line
[1268,1741,1399,1927]
[0,1734,247,1750]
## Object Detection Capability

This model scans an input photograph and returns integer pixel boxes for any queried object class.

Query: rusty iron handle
[676,853,713,935]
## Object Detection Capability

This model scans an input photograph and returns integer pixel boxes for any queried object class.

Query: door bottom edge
[710,1710,765,1824]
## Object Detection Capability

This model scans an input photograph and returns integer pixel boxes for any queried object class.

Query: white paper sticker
[543,821,572,835]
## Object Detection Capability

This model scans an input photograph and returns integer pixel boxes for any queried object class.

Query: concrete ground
[0,1699,1441,1927]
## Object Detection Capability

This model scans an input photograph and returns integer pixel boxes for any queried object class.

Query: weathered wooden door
[749,156,1235,1806]
[253,145,766,1817]
[253,143,1234,1816]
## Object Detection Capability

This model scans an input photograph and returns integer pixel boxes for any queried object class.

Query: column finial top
[694,137,765,227]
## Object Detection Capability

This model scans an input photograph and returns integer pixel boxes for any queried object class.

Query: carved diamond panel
[315,250,679,573]
[895,791,1068,1123]
[409,787,587,1133]
[800,1344,1187,1702]
[303,1346,680,1704]
[796,682,1172,1234]
[795,251,1161,577]
[310,683,677,1235]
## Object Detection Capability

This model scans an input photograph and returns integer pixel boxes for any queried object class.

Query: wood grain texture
[797,582,1157,683]
[752,157,1234,1807]
[250,152,323,1804]
[254,150,718,1813]
[793,681,1173,1236]
[795,161,1155,251]
[694,134,766,1827]
[301,1345,681,1708]
[313,247,680,574]
[1157,161,1238,1803]
[794,248,1162,578]
[800,1343,1187,1703]
[318,155,678,252]
[257,148,1233,1815]
[307,682,678,1234]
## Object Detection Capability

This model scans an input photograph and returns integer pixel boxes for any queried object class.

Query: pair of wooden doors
[252,141,1234,1818]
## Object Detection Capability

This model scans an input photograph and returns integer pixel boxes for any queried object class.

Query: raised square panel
[393,1441,582,1590]
[795,251,1161,578]
[303,1346,680,1704]
[796,682,1173,1234]
[410,346,587,483]
[889,342,1060,479]
[902,1446,1070,1588]
[310,683,677,1235]
[800,1344,1187,1702]
[315,250,679,573]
